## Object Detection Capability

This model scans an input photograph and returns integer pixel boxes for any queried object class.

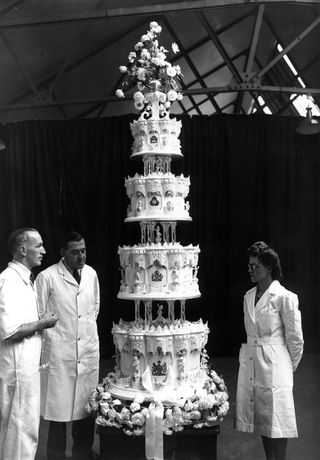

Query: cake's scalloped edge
[124,216,192,223]
[117,293,201,301]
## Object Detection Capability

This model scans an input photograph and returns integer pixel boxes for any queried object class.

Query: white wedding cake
[87,22,228,445]
[110,81,209,399]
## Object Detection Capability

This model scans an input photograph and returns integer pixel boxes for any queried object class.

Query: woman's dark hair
[247,241,282,280]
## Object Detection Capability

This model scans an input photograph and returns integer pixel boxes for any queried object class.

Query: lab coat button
[78,337,80,341]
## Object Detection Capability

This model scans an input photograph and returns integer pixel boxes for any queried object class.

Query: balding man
[0,228,58,460]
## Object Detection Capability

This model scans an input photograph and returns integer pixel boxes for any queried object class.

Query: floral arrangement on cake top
[115,21,183,112]
[86,368,229,436]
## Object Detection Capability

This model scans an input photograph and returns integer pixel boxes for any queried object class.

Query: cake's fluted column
[180,299,186,323]
[144,301,152,326]
[168,300,175,323]
[134,300,140,323]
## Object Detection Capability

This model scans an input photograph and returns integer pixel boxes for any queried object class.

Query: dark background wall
[0,114,319,358]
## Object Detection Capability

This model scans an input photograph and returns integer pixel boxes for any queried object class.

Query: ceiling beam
[1,84,320,112]
[106,0,320,18]
[5,19,147,107]
[0,0,28,18]
[249,14,320,83]
[161,15,217,114]
[1,0,318,29]
[235,4,265,114]
[197,11,243,84]
[197,10,265,113]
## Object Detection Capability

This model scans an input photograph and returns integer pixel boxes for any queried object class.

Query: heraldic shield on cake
[87,21,229,458]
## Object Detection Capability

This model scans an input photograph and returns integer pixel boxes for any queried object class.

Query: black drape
[0,114,319,357]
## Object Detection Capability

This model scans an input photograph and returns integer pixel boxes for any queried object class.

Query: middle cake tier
[118,242,201,300]
[124,172,191,222]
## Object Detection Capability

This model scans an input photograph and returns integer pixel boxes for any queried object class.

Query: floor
[35,353,320,460]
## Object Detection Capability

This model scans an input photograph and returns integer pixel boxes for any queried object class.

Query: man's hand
[41,312,58,329]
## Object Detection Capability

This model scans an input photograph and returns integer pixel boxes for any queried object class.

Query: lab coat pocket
[272,345,293,388]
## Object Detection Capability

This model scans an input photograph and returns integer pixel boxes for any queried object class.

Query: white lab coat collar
[57,259,85,288]
[247,280,282,317]
[8,260,32,285]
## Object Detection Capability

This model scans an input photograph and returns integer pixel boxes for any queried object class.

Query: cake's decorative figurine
[177,349,187,381]
[155,225,162,244]
[87,20,229,457]
[132,351,142,389]
[154,304,166,327]
[200,348,209,372]
[136,199,142,213]
[171,261,180,287]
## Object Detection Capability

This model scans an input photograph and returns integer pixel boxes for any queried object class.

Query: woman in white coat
[235,241,304,460]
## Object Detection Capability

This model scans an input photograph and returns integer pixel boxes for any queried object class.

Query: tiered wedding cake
[87,22,228,446]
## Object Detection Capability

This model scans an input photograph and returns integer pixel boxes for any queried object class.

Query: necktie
[73,269,81,284]
[30,272,35,285]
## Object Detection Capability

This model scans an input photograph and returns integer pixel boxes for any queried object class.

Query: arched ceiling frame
[0,0,319,120]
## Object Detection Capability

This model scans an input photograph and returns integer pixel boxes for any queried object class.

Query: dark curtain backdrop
[0,114,319,357]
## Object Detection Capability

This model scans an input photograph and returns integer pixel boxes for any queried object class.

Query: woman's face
[248,256,271,284]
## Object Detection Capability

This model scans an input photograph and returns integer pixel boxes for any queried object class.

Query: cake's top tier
[130,91,182,159]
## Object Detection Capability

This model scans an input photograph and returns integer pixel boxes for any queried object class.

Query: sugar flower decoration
[115,21,183,112]
[86,368,229,437]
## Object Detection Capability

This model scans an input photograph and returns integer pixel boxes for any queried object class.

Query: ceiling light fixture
[296,107,320,135]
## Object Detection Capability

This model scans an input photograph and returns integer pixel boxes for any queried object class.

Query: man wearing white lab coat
[0,228,58,460]
[36,231,100,460]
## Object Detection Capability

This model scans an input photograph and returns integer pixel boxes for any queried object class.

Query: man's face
[62,239,86,271]
[24,231,46,269]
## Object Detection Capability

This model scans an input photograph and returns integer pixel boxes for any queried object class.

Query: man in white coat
[0,227,58,460]
[36,231,100,460]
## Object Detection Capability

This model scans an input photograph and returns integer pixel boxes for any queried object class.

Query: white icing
[130,117,182,158]
[125,172,191,221]
[112,89,209,404]
[112,317,209,399]
[118,243,200,300]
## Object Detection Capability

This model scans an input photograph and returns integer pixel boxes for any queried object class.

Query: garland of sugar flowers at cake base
[86,368,229,437]
[115,21,183,116]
